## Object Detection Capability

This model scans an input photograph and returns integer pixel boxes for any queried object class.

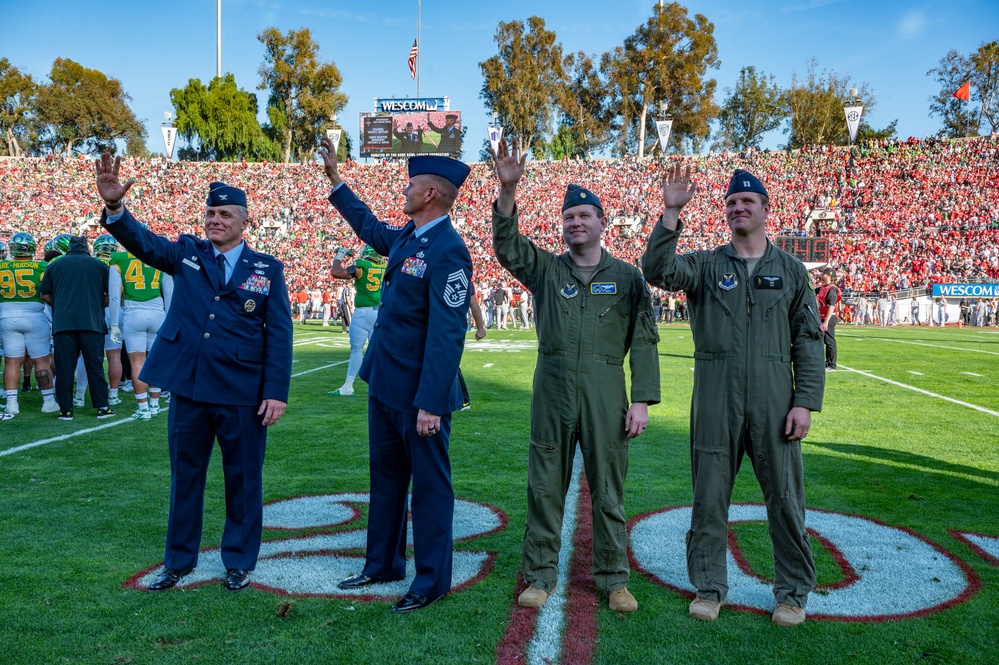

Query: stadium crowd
[2,135,997,317]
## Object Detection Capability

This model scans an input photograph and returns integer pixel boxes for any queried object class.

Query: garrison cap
[562,184,603,213]
[725,169,769,200]
[445,113,458,120]
[408,155,471,189]
[206,181,247,208]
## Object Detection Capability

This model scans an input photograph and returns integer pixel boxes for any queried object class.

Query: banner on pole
[161,126,178,160]
[844,105,863,144]
[326,128,343,148]
[488,126,503,155]
[655,120,673,152]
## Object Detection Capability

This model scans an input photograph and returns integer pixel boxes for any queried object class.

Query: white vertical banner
[161,126,178,160]
[488,126,503,155]
[844,105,863,144]
[655,120,673,153]
[325,128,343,148]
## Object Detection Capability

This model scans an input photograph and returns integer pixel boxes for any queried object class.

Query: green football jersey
[109,251,162,303]
[0,259,48,303]
[353,259,385,308]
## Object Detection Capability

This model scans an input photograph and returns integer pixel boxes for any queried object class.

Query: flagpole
[416,0,421,97]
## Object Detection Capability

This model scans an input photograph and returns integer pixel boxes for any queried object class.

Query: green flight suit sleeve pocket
[639,310,660,344]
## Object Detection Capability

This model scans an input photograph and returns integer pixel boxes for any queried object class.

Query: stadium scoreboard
[360,96,463,158]
[776,236,830,264]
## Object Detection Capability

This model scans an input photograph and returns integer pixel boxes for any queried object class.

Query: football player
[327,245,385,396]
[0,233,58,418]
[108,244,173,420]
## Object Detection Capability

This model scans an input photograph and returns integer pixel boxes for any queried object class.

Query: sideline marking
[962,372,983,377]
[840,334,999,356]
[838,364,999,418]
[908,371,925,376]
[1,360,348,458]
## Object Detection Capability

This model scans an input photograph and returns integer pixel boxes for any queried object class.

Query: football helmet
[94,234,119,258]
[9,232,37,258]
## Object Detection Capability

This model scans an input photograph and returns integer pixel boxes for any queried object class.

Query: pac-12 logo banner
[630,504,980,621]
[124,494,506,596]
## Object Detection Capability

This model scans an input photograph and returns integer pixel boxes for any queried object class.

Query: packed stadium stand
[2,136,997,305]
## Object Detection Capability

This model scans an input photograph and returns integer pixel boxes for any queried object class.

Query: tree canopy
[257,27,349,163]
[713,66,787,152]
[0,58,37,157]
[479,16,568,154]
[784,59,887,148]
[32,58,146,156]
[170,74,279,162]
[929,42,999,137]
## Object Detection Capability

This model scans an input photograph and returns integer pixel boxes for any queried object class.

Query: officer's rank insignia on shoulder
[755,275,783,289]
[591,282,617,295]
[560,282,579,299]
[718,273,738,290]
[443,269,469,308]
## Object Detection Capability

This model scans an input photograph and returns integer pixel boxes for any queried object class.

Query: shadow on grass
[808,441,999,485]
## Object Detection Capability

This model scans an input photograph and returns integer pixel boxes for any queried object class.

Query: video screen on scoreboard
[359,111,463,157]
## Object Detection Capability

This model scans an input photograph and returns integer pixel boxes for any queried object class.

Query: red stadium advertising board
[360,111,462,158]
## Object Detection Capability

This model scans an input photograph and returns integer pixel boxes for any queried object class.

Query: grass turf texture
[0,321,996,664]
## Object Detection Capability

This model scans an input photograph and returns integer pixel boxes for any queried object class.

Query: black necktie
[217,254,227,290]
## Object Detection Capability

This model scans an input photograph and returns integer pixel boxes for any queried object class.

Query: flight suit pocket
[528,439,559,498]
[639,309,660,344]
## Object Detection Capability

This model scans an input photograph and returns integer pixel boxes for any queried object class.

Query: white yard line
[838,364,999,418]
[839,334,999,356]
[528,449,584,665]
[908,371,925,376]
[1,360,349,458]
[962,372,984,377]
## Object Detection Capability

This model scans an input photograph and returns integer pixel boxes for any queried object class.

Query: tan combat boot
[609,587,638,612]
[771,602,806,626]
[517,586,549,608]
[689,596,722,621]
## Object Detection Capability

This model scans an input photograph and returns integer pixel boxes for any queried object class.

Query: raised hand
[318,135,342,186]
[490,137,526,189]
[94,152,135,206]
[662,163,696,211]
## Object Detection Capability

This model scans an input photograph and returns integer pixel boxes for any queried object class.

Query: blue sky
[2,0,997,159]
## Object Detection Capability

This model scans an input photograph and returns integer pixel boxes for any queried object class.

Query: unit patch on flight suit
[590,282,617,295]
[718,273,738,290]
[755,275,783,289]
[561,282,579,299]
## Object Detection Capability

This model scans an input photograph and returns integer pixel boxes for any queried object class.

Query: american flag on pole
[408,39,418,80]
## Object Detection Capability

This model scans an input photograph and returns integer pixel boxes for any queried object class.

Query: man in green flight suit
[642,165,825,627]
[490,137,661,613]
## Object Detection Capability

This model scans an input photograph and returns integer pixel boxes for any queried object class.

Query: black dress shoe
[390,591,445,613]
[148,567,193,591]
[224,568,251,592]
[337,573,401,590]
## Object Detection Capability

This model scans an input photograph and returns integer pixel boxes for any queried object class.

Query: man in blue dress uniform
[93,153,293,593]
[318,134,473,613]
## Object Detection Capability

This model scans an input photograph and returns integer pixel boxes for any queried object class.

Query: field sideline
[1,322,997,664]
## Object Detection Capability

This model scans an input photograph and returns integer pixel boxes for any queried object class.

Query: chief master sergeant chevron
[93,153,293,594]
[318,135,474,614]
[642,165,824,627]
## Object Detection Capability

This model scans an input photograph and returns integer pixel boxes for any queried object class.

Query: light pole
[843,85,863,148]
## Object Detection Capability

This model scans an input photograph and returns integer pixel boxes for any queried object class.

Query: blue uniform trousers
[164,395,267,571]
[362,397,454,598]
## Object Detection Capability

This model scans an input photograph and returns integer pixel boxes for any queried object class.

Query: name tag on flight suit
[755,276,783,289]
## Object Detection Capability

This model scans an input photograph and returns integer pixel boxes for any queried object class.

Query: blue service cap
[206,181,247,208]
[562,184,603,213]
[408,155,470,189]
[725,170,769,200]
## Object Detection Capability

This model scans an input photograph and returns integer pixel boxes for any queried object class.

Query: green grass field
[1,322,997,664]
